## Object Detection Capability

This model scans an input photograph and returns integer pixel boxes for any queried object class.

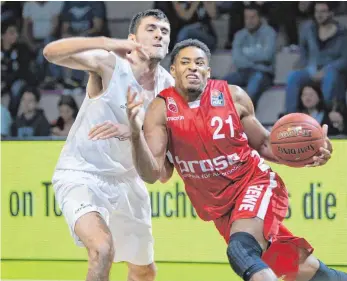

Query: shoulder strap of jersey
[157,86,175,101]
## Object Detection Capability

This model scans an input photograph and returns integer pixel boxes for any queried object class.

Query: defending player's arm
[230,85,280,163]
[43,36,148,75]
[127,89,172,184]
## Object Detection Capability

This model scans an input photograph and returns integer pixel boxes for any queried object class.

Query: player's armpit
[229,85,279,163]
[131,97,169,184]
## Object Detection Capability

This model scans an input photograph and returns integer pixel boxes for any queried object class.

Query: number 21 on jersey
[211,115,234,140]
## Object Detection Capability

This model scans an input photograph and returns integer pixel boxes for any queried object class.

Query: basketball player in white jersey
[43,9,174,281]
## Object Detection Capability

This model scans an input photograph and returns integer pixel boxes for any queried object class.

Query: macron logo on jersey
[167,116,184,121]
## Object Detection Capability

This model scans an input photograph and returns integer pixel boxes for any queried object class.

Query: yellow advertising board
[1,140,347,267]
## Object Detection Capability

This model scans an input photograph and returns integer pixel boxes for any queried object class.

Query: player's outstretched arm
[229,85,280,163]
[43,37,148,74]
[127,89,172,184]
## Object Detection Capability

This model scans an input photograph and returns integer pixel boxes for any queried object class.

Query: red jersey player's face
[130,16,170,61]
[171,46,210,100]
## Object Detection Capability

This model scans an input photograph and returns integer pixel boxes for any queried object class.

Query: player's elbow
[43,43,61,63]
[43,44,55,62]
[159,175,171,184]
[142,176,159,184]
[139,171,160,184]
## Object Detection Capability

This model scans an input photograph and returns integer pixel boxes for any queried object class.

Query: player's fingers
[305,161,320,168]
[88,123,103,137]
[89,124,111,139]
[322,124,328,138]
[319,147,331,155]
[127,87,137,104]
[137,47,150,60]
[98,128,120,140]
[90,122,115,140]
[129,41,142,49]
[325,138,333,153]
[129,104,142,120]
[127,100,143,111]
[125,52,135,64]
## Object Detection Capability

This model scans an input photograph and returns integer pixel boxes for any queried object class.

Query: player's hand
[105,39,149,63]
[88,121,130,141]
[126,86,144,136]
[306,124,333,167]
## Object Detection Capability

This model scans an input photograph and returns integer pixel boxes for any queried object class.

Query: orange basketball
[270,113,325,167]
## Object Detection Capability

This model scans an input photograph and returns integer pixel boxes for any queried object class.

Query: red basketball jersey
[159,79,271,221]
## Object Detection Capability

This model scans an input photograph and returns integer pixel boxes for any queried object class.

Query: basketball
[270,113,325,167]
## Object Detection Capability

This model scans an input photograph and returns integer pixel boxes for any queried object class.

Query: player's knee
[87,235,114,264]
[129,263,157,281]
[227,232,270,281]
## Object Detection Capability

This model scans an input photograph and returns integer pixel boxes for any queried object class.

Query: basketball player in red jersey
[127,39,346,281]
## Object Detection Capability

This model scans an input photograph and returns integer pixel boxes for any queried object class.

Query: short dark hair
[1,20,18,35]
[170,39,211,65]
[21,86,41,102]
[314,1,339,12]
[129,9,169,34]
[244,3,262,16]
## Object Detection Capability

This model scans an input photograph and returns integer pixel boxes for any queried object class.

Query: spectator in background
[11,87,50,137]
[22,1,64,85]
[173,2,217,52]
[260,2,299,47]
[297,82,347,136]
[51,95,78,137]
[1,20,36,118]
[296,82,330,126]
[285,2,347,113]
[223,4,276,107]
[60,1,107,90]
[1,1,23,27]
[1,102,12,138]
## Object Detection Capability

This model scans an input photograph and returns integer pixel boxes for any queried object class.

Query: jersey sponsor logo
[211,89,225,107]
[167,97,178,113]
[175,154,240,175]
[74,202,93,214]
[167,116,184,121]
[277,126,312,140]
[238,185,264,212]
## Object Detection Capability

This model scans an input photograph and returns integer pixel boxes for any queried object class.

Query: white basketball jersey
[55,54,174,176]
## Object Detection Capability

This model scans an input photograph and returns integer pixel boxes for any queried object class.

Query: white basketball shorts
[52,169,154,265]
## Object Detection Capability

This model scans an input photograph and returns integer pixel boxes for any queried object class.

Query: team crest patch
[211,89,224,106]
[167,97,178,113]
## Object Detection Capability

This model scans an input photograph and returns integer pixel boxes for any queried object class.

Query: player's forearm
[131,133,161,184]
[43,36,110,63]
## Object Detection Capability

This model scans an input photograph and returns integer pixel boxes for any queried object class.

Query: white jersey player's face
[130,16,170,61]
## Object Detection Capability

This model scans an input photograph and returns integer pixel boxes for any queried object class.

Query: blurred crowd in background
[1,1,347,138]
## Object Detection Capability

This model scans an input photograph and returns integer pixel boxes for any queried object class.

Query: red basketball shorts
[213,170,314,281]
